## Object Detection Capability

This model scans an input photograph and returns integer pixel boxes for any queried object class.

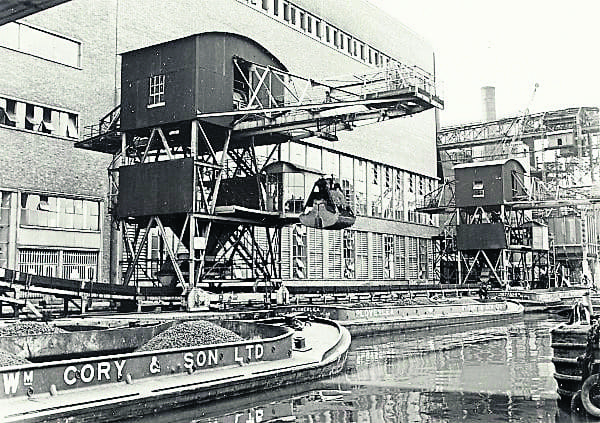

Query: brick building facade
[0,0,440,286]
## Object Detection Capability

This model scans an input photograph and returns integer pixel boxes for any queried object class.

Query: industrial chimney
[481,86,496,122]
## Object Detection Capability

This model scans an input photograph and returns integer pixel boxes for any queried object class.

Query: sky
[369,0,600,126]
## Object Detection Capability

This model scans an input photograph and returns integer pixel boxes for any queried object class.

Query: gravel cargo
[0,350,31,367]
[137,320,244,351]
[0,322,67,337]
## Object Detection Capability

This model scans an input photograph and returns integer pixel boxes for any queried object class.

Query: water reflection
[343,317,558,400]
[137,315,597,423]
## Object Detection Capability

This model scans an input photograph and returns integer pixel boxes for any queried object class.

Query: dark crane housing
[453,159,550,288]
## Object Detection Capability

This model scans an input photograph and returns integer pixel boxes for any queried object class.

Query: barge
[0,317,350,422]
[502,288,589,313]
[290,300,524,336]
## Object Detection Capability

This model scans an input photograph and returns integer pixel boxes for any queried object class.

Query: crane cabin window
[472,180,484,198]
[148,74,165,107]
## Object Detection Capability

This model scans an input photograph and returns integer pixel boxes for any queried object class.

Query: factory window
[394,170,404,221]
[354,159,367,216]
[333,30,338,47]
[407,174,418,223]
[20,193,99,231]
[66,113,78,138]
[347,37,352,54]
[290,7,296,25]
[419,176,425,196]
[418,238,428,279]
[273,0,279,15]
[369,163,382,217]
[0,192,9,227]
[281,227,291,279]
[305,145,322,200]
[25,104,40,131]
[355,231,368,278]
[289,141,305,166]
[262,0,269,11]
[291,224,307,279]
[0,96,78,138]
[372,233,383,279]
[308,228,323,279]
[343,230,355,279]
[0,98,17,127]
[557,138,563,146]
[148,74,165,107]
[353,41,357,56]
[0,22,81,68]
[307,16,312,33]
[383,167,393,219]
[394,235,406,279]
[283,3,290,21]
[299,12,306,30]
[327,231,342,279]
[372,164,379,185]
[360,44,365,61]
[340,155,354,209]
[408,237,418,278]
[473,180,484,198]
[323,150,339,178]
[384,235,394,279]
[325,26,331,43]
[315,20,322,38]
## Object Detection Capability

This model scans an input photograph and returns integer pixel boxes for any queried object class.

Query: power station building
[0,0,440,291]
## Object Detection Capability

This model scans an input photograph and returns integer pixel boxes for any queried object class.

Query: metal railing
[83,105,120,140]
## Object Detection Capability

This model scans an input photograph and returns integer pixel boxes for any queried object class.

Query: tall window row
[274,141,437,226]
[0,22,81,68]
[283,225,433,281]
[0,95,79,139]
[20,193,100,231]
[239,0,395,68]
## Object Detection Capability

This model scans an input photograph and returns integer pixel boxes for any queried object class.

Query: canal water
[136,315,592,423]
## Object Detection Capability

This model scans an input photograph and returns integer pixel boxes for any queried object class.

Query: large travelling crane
[74,33,444,310]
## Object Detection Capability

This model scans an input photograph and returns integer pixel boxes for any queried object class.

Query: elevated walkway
[77,61,443,154]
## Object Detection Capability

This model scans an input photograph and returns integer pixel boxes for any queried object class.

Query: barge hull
[1,319,350,423]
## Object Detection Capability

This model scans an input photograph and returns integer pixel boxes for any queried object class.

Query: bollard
[294,336,306,349]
